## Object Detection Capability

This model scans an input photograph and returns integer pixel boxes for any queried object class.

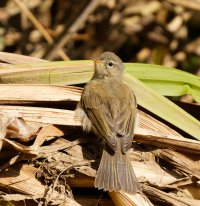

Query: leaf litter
[0,53,200,206]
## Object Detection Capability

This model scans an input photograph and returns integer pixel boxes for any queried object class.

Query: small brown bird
[76,52,141,194]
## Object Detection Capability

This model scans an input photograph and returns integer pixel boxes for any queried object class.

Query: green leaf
[125,63,200,103]
[0,60,93,84]
[125,63,200,87]
[124,73,200,141]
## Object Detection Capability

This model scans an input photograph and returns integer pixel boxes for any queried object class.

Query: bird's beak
[90,56,105,77]
[90,57,102,64]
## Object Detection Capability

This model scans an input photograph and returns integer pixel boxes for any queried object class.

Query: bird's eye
[108,61,114,67]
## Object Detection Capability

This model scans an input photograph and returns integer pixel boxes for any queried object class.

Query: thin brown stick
[0,51,47,64]
[14,0,69,60]
[142,184,200,206]
[0,164,81,205]
[135,134,200,154]
[45,0,101,60]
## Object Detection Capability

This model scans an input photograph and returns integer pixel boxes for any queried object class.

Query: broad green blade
[140,80,190,96]
[124,73,200,140]
[125,63,200,88]
[0,60,93,84]
[140,80,200,103]
[125,63,200,103]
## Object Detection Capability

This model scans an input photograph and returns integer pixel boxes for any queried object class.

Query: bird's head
[91,52,124,80]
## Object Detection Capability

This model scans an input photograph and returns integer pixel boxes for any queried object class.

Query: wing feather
[80,81,137,153]
[114,86,137,153]
[81,83,118,151]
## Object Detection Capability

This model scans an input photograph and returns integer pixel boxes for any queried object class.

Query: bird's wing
[81,84,118,152]
[114,85,137,153]
[81,82,137,153]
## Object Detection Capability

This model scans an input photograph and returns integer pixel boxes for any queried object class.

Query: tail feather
[94,149,105,190]
[112,156,119,191]
[102,150,110,190]
[94,146,141,194]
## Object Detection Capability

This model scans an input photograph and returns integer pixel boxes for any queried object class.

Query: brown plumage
[76,52,141,194]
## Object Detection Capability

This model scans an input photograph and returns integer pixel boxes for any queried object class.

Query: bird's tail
[94,145,141,194]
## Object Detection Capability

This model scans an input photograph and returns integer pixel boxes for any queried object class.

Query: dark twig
[14,0,69,60]
[44,0,101,60]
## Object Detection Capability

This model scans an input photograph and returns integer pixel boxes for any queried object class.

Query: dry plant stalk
[0,164,81,206]
[0,53,200,205]
[1,104,200,155]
